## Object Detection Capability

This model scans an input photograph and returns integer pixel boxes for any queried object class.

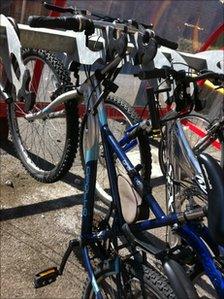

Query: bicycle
[25,11,224,298]
[24,11,203,298]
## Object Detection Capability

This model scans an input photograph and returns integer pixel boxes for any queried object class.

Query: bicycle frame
[81,73,224,297]
[21,58,223,296]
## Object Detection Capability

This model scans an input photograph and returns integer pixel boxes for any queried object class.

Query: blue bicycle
[20,7,224,298]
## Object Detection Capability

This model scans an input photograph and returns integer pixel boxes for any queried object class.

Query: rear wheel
[8,48,79,183]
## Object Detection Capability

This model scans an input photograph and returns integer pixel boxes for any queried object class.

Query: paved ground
[0,140,86,298]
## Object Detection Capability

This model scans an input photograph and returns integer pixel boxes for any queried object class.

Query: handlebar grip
[155,35,178,50]
[28,16,79,30]
[28,16,94,34]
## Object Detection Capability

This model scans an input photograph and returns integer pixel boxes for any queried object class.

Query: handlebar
[28,11,178,50]
[137,68,223,114]
[187,72,224,83]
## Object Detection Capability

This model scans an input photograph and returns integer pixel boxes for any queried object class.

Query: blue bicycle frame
[81,74,224,298]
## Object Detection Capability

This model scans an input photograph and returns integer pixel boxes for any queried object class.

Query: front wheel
[8,48,79,183]
[82,261,175,298]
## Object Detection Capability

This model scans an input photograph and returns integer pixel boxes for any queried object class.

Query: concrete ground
[0,139,215,298]
[0,140,87,298]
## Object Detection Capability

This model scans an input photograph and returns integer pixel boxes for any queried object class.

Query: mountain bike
[27,10,224,298]
[26,11,201,298]
[0,13,158,297]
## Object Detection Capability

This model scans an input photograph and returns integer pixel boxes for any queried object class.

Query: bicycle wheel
[80,95,151,205]
[82,261,175,298]
[159,113,222,176]
[8,48,79,183]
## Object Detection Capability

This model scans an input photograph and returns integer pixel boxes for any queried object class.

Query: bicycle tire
[8,48,79,183]
[80,95,151,205]
[159,113,223,176]
[82,260,175,298]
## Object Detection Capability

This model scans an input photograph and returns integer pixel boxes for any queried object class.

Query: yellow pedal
[34,267,59,288]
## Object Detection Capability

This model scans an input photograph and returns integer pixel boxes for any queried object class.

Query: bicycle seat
[198,153,224,245]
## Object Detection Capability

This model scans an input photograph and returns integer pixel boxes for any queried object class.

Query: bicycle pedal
[34,267,59,288]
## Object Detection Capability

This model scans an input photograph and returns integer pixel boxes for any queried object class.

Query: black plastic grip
[155,35,178,50]
[28,16,94,34]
